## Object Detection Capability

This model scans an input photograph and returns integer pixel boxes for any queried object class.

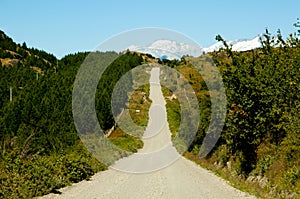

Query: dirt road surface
[41,67,256,199]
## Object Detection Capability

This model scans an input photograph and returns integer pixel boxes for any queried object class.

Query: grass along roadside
[128,84,152,127]
[183,151,265,198]
[184,150,298,199]
[161,86,181,135]
[108,127,143,153]
[107,84,152,154]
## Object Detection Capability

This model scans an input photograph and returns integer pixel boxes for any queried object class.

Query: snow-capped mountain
[203,35,262,53]
[128,35,263,60]
[128,40,203,60]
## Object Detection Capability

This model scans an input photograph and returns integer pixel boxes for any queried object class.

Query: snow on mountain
[232,36,262,51]
[128,40,203,60]
[203,35,262,53]
[128,35,263,60]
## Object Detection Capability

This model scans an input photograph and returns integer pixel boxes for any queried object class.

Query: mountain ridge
[128,35,263,60]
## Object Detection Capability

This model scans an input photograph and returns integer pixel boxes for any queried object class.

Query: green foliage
[0,30,17,52]
[162,86,181,134]
[256,155,275,176]
[293,18,300,38]
[158,58,180,68]
[109,133,143,153]
[0,31,147,198]
[1,23,299,198]
[0,142,106,198]
[129,84,152,127]
[215,30,300,173]
[96,52,144,130]
[207,29,299,197]
[163,27,300,198]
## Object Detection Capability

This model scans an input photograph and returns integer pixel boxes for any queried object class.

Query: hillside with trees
[0,31,147,198]
[0,22,299,198]
[162,27,300,198]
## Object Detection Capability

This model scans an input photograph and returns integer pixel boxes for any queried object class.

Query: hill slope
[0,30,150,198]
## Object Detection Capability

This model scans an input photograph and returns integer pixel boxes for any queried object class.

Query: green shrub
[109,134,143,153]
[0,144,106,198]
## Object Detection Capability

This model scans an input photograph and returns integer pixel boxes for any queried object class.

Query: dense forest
[0,30,146,197]
[0,22,299,199]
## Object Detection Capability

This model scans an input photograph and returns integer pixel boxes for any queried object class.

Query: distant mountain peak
[128,39,203,60]
[203,35,262,53]
[128,35,264,60]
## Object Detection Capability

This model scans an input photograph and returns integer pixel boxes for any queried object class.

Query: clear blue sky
[1,0,299,58]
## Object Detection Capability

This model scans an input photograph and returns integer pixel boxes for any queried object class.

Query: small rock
[226,161,231,170]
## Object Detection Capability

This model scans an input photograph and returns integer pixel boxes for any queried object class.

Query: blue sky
[1,0,299,58]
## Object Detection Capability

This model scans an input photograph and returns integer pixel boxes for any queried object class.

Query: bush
[0,143,106,198]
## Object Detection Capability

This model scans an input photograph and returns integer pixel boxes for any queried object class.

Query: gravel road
[41,67,257,199]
